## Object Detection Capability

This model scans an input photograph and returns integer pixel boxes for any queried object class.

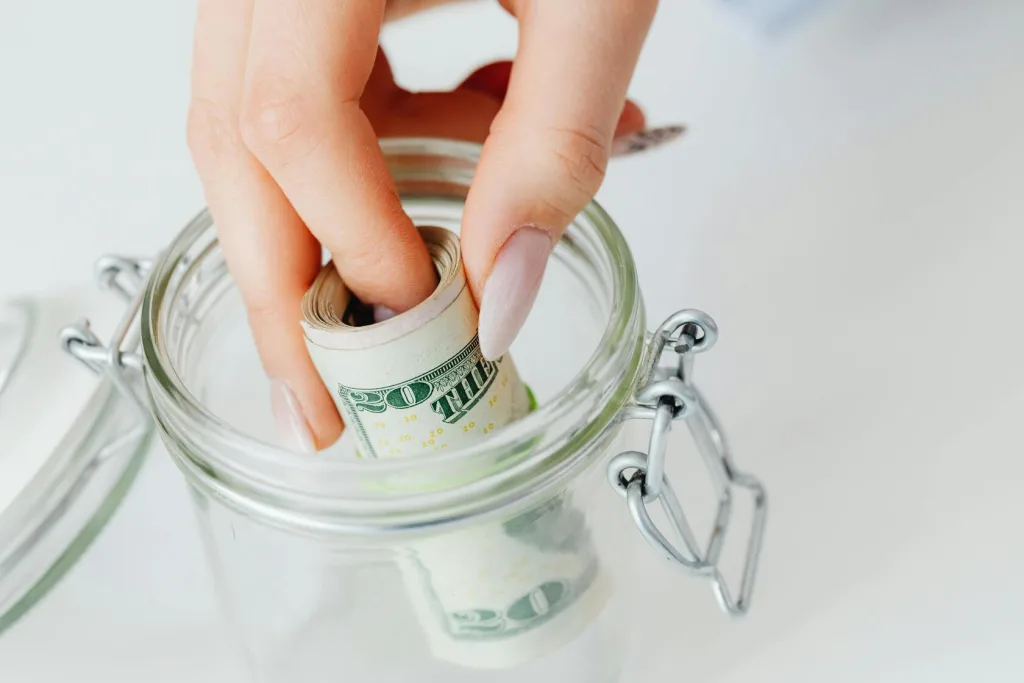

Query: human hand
[186,0,680,451]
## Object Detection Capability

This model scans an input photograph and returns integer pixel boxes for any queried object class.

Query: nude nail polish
[270,380,316,453]
[477,226,554,361]
[373,305,397,323]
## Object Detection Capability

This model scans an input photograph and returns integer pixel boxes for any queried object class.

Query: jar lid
[0,287,152,633]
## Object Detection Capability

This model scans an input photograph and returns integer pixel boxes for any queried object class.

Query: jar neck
[141,138,647,534]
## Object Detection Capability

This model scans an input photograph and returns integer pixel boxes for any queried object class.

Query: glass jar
[0,289,152,633]
[60,138,767,682]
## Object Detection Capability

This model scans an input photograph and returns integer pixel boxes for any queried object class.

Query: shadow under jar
[64,138,767,682]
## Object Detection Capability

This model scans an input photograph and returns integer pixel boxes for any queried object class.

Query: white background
[2,0,1024,680]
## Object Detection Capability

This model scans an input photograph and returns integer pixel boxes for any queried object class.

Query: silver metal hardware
[95,255,152,302]
[59,256,152,414]
[608,309,767,617]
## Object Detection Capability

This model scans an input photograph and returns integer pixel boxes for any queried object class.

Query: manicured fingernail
[373,305,397,323]
[270,380,316,453]
[478,226,553,361]
[611,125,686,157]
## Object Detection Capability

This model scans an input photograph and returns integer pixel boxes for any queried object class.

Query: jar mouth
[141,138,646,532]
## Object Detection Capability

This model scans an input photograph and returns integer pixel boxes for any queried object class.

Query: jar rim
[141,138,647,530]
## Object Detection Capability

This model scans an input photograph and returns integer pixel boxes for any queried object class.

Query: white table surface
[3,0,1024,681]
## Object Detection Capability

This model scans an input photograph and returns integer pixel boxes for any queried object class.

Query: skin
[186,0,659,448]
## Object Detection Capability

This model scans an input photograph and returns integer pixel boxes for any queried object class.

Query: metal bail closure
[58,256,152,415]
[607,310,767,617]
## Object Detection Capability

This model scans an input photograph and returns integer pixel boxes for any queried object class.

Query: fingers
[461,0,661,359]
[187,0,342,450]
[240,0,437,313]
[362,51,503,143]
[365,56,638,145]
[458,61,515,101]
[457,61,650,142]
[614,100,647,139]
[187,0,667,452]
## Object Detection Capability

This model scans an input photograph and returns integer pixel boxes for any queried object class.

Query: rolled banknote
[300,226,608,669]
[301,225,531,459]
[400,495,608,669]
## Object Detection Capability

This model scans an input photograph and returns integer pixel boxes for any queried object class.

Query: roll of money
[300,226,608,669]
[400,495,608,670]
[301,225,531,459]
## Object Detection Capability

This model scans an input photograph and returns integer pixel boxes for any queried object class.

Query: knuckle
[245,296,280,325]
[186,97,242,170]
[334,219,417,294]
[341,238,391,282]
[547,126,609,201]
[239,72,325,163]
[243,293,298,339]
[485,117,611,225]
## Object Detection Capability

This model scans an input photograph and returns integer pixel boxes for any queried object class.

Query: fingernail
[270,380,316,453]
[611,125,686,157]
[478,226,553,361]
[373,305,397,323]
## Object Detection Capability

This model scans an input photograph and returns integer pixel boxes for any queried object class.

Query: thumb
[461,125,602,361]
[460,0,663,360]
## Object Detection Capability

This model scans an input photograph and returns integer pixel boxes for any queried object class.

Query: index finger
[239,0,437,313]
[188,0,343,451]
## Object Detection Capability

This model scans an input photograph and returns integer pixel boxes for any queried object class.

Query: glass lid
[0,287,153,634]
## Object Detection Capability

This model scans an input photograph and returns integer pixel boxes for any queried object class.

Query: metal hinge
[608,310,767,617]
[59,256,152,410]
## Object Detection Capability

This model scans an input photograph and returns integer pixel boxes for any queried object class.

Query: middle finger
[240,0,437,313]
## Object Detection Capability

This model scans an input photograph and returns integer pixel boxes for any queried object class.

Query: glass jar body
[183,452,633,683]
[142,139,657,682]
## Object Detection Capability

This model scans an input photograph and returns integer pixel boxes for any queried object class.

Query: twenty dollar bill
[301,225,530,459]
[300,226,607,669]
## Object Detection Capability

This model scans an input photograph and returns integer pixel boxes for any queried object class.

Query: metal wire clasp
[608,310,767,617]
[59,256,152,413]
